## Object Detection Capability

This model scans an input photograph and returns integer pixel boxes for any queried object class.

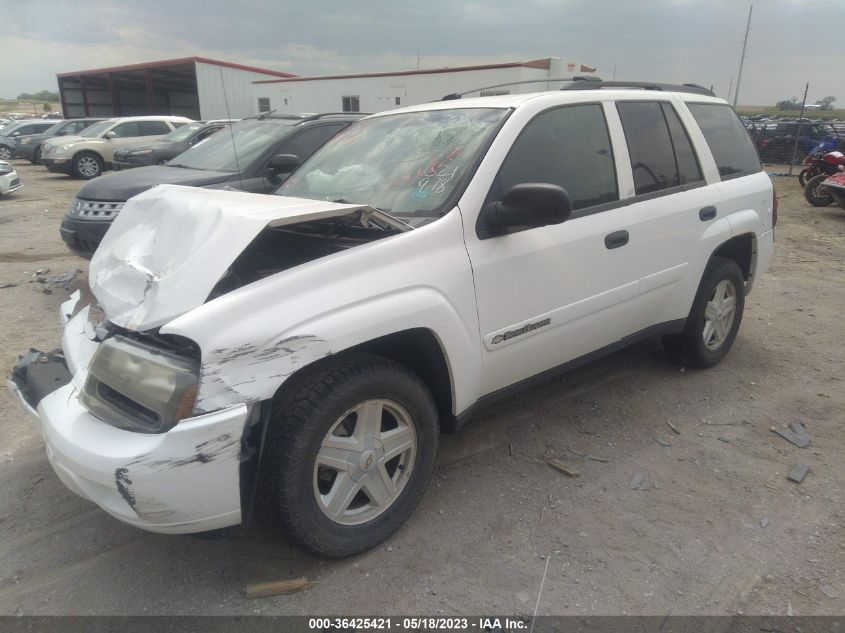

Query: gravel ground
[0,161,842,616]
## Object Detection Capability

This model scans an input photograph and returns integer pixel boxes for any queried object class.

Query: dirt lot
[0,161,842,616]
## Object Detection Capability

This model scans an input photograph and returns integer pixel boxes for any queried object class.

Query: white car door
[462,101,649,396]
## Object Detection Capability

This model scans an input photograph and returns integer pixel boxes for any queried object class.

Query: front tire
[663,257,745,369]
[72,152,103,179]
[261,353,439,557]
[804,174,833,207]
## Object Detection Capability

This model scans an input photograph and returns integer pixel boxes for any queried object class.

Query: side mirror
[104,130,116,139]
[11,131,20,137]
[479,183,572,238]
[267,153,300,174]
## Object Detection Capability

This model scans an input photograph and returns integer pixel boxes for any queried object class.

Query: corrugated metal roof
[57,57,296,78]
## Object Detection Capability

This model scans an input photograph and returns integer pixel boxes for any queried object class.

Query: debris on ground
[770,422,811,448]
[568,447,610,462]
[654,438,671,447]
[718,436,731,443]
[666,421,681,435]
[0,283,16,289]
[760,517,770,528]
[245,577,317,599]
[787,463,810,483]
[547,459,580,477]
[630,472,648,490]
[33,269,81,290]
[820,584,838,599]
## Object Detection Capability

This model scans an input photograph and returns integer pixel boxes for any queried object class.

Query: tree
[43,103,52,112]
[16,90,59,102]
[776,98,800,111]
[815,96,836,111]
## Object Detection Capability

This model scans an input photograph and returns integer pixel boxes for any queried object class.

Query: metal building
[251,58,596,115]
[56,57,296,121]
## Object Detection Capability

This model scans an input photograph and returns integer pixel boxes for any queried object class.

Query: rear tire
[0,145,11,160]
[662,257,745,369]
[261,353,439,557]
[72,152,103,179]
[804,174,833,207]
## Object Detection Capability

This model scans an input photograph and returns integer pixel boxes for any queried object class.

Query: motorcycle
[798,137,841,187]
[820,172,845,212]
[804,150,845,207]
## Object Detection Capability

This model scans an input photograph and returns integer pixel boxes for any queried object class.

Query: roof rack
[561,80,715,97]
[440,76,596,101]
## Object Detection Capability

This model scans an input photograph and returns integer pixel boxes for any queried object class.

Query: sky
[0,0,842,107]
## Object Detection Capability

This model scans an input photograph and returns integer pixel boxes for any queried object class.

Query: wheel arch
[712,233,755,282]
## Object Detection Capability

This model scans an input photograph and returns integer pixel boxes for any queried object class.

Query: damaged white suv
[9,81,775,557]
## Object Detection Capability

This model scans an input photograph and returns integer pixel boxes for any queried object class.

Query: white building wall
[196,62,292,120]
[252,60,590,116]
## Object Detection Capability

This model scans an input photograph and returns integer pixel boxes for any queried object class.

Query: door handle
[699,206,717,221]
[604,230,629,249]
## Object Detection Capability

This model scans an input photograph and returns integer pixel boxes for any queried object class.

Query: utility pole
[733,5,753,108]
[788,82,810,176]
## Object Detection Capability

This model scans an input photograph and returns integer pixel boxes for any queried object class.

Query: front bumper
[7,300,249,534]
[0,170,22,195]
[43,157,73,175]
[60,214,112,258]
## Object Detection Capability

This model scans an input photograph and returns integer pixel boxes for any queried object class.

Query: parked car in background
[14,118,106,164]
[0,120,60,160]
[61,113,362,257]
[754,121,841,164]
[0,161,22,195]
[40,116,193,179]
[112,121,229,170]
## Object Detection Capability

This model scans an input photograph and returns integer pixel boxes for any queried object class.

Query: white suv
[9,81,775,557]
[40,116,193,179]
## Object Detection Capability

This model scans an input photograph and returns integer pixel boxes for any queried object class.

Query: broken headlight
[80,335,199,434]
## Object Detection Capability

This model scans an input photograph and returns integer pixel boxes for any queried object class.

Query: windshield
[43,122,64,135]
[158,122,206,143]
[168,119,296,171]
[277,108,507,217]
[81,120,115,138]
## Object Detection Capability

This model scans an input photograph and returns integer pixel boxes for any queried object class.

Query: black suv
[60,113,364,258]
[14,118,106,164]
[112,121,230,170]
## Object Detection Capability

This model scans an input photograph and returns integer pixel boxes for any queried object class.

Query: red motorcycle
[804,150,845,206]
[820,172,845,212]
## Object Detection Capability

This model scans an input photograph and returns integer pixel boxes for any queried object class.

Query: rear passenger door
[612,99,717,330]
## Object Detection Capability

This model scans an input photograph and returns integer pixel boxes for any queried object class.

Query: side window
[687,103,762,178]
[280,124,345,162]
[192,126,222,144]
[139,121,170,136]
[111,122,141,138]
[661,103,703,185]
[491,104,618,212]
[617,101,679,195]
[68,121,87,134]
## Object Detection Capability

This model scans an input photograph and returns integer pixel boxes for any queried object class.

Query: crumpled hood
[89,184,401,331]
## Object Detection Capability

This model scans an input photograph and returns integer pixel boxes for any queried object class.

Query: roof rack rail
[440,76,598,101]
[561,80,715,97]
[298,112,372,122]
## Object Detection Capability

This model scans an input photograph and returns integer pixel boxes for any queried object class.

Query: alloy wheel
[703,279,737,350]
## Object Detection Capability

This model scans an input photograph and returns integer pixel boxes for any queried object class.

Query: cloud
[0,0,841,105]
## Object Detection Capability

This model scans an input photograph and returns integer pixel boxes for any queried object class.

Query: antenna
[733,5,753,108]
[218,65,244,191]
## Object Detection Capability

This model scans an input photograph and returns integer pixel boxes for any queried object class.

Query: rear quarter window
[687,103,762,179]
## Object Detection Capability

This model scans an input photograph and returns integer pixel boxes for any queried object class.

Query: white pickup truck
[9,81,775,557]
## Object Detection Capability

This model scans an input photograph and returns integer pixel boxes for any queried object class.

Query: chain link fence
[742,118,845,166]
